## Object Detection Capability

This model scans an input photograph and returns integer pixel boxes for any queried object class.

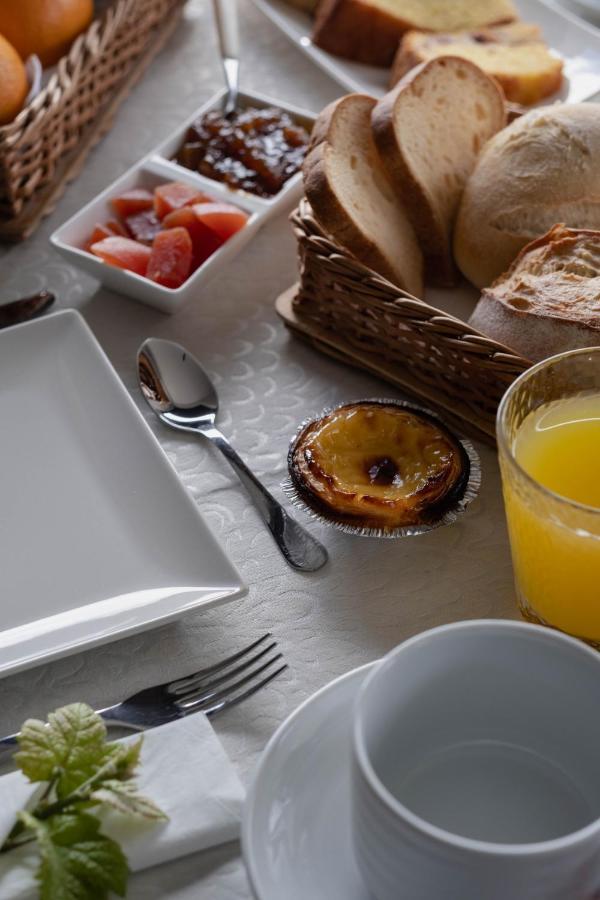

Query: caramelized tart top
[289,402,468,529]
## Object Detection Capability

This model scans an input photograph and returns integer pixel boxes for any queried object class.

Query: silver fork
[0,634,286,751]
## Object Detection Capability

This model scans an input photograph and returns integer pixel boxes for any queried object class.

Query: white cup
[352,620,600,900]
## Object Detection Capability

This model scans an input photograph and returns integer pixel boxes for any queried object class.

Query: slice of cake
[312,0,517,67]
[390,22,563,106]
[470,225,600,362]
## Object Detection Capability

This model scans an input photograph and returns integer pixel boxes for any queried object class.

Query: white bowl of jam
[50,89,315,314]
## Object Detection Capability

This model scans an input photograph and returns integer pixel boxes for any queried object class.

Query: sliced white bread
[470,224,600,362]
[372,56,506,286]
[454,104,600,289]
[390,23,564,107]
[303,93,423,297]
[312,0,517,67]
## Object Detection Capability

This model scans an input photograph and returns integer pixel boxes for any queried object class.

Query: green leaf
[20,810,129,900]
[15,705,110,797]
[91,780,168,821]
[107,738,143,782]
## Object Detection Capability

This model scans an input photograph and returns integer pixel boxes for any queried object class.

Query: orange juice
[502,393,600,642]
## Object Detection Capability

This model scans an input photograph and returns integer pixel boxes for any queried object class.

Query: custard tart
[289,401,470,531]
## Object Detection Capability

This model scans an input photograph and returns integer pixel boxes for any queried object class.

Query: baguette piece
[303,93,423,297]
[312,0,517,67]
[454,104,600,289]
[470,225,600,362]
[390,23,564,106]
[372,56,506,286]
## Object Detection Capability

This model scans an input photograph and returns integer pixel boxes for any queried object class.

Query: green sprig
[1,704,167,899]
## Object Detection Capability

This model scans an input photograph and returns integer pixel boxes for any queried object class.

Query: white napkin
[0,713,245,899]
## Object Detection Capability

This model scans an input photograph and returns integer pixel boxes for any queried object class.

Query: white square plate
[252,0,600,103]
[50,89,315,314]
[0,310,246,677]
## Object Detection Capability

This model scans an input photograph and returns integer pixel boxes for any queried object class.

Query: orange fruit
[0,0,94,67]
[0,33,27,125]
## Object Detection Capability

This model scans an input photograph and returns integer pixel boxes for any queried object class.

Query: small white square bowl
[50,89,315,314]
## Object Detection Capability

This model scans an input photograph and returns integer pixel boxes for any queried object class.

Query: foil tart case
[284,399,482,539]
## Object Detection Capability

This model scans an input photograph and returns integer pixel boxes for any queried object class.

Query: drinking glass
[497,347,600,645]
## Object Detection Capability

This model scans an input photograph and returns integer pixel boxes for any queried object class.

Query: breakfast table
[0,1,596,897]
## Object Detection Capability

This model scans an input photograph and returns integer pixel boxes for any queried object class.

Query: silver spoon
[212,0,239,118]
[137,338,328,573]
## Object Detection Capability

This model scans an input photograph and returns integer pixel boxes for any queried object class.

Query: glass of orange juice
[497,348,600,645]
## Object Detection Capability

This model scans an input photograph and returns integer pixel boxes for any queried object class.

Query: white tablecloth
[0,2,592,896]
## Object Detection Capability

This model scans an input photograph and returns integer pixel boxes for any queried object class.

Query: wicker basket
[0,0,185,241]
[277,199,531,445]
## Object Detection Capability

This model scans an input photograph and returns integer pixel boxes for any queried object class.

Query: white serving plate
[252,0,600,103]
[0,310,246,677]
[562,0,600,26]
[51,89,315,314]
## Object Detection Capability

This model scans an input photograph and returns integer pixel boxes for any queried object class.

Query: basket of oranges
[0,0,185,241]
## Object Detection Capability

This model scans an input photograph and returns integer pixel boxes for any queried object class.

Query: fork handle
[0,733,18,754]
[0,710,142,757]
[201,426,328,572]
[97,706,146,731]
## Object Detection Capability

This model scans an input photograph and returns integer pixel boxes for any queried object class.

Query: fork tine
[168,634,272,691]
[203,664,288,718]
[177,653,284,710]
[169,640,278,696]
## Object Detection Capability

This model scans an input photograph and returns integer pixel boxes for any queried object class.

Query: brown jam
[175,106,310,198]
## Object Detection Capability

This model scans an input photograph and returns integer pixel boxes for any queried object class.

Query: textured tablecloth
[0,2,594,896]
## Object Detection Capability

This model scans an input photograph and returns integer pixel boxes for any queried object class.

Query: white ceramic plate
[242,662,376,900]
[0,310,246,677]
[51,89,315,314]
[559,0,600,27]
[252,0,600,103]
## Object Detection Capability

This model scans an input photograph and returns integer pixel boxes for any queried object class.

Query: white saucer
[242,662,376,900]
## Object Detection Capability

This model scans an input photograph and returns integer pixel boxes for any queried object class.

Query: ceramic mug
[352,620,600,900]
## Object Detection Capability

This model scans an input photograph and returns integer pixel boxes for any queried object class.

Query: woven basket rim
[0,0,135,139]
[292,197,530,369]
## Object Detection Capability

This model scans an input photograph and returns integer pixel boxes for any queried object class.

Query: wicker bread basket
[0,0,185,241]
[276,199,531,445]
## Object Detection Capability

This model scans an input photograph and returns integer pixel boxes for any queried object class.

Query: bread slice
[303,93,423,297]
[470,225,600,362]
[372,56,506,286]
[312,0,517,67]
[390,23,564,106]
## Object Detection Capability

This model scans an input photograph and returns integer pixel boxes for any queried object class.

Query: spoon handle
[212,0,239,117]
[203,426,328,572]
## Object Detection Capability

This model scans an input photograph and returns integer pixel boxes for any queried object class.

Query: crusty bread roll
[454,104,600,289]
[372,56,505,286]
[469,224,600,362]
[312,0,516,67]
[303,93,424,297]
[390,23,563,107]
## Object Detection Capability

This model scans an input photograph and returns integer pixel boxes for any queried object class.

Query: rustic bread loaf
[303,93,424,297]
[312,0,517,67]
[454,104,600,289]
[390,22,563,106]
[469,225,600,362]
[372,56,505,286]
